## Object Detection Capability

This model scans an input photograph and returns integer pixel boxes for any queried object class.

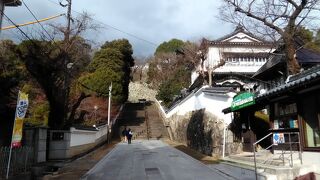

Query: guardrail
[252,132,302,180]
[0,146,34,179]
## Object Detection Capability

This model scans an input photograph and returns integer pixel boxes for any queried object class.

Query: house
[158,26,274,157]
[222,43,320,177]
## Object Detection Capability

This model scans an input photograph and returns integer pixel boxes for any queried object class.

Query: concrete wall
[48,130,71,160]
[48,105,123,160]
[24,127,47,163]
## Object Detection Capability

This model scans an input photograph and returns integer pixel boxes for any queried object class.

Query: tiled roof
[256,65,320,99]
[203,87,235,95]
[253,47,320,78]
[223,65,320,114]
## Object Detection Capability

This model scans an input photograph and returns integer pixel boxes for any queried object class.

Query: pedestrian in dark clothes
[122,127,127,142]
[126,128,133,144]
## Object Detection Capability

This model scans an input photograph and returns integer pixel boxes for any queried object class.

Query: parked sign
[231,92,255,111]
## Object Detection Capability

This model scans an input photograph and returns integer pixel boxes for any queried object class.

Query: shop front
[224,65,320,156]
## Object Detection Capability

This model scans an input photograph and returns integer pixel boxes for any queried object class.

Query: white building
[158,26,275,157]
[166,26,274,121]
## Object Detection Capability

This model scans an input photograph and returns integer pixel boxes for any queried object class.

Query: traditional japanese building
[191,25,274,92]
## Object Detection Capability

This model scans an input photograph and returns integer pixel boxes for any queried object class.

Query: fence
[0,146,34,179]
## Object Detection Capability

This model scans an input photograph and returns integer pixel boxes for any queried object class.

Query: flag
[11,91,29,148]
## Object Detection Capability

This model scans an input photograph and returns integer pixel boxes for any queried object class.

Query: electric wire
[0,9,34,42]
[46,0,158,47]
[22,0,54,41]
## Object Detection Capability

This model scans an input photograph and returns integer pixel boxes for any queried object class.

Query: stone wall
[128,82,157,102]
[165,109,242,157]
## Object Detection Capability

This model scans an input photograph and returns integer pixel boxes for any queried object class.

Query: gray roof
[223,65,320,114]
[256,65,320,99]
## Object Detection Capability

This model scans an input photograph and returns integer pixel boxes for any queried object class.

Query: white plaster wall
[206,46,273,73]
[165,86,234,125]
[69,105,123,147]
[70,128,97,147]
[222,32,260,43]
[191,71,199,85]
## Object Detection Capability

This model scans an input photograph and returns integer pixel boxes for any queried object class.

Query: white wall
[164,86,235,125]
[70,125,109,147]
[70,105,123,147]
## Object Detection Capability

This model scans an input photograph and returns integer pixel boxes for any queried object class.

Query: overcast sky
[1,0,233,56]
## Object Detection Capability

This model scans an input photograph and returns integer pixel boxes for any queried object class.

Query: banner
[11,91,29,148]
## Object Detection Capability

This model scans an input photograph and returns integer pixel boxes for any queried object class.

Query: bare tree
[198,38,226,86]
[220,0,320,75]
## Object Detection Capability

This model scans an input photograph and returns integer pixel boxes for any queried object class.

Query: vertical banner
[11,91,29,148]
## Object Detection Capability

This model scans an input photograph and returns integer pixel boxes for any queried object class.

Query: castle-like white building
[192,26,274,92]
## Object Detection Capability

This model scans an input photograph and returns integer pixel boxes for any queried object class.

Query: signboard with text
[231,92,255,111]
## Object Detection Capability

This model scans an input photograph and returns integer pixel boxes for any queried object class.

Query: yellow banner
[11,91,29,148]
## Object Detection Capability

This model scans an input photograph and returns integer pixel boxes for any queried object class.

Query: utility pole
[107,83,112,129]
[61,0,72,128]
[0,1,4,34]
[65,0,72,42]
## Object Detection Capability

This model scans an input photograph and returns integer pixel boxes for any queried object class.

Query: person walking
[121,127,127,142]
[127,128,133,144]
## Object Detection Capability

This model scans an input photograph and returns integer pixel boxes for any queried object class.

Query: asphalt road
[81,140,230,180]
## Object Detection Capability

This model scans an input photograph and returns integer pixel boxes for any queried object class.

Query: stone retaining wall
[165,109,242,157]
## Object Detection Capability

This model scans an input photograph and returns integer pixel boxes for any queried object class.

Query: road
[81,140,230,180]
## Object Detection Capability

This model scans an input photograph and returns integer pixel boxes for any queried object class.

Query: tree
[155,39,185,55]
[220,0,320,75]
[156,66,191,107]
[147,39,197,88]
[79,39,134,103]
[296,26,320,52]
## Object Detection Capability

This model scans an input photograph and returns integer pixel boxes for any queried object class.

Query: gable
[221,32,262,43]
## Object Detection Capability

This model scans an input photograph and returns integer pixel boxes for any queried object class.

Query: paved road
[81,140,230,180]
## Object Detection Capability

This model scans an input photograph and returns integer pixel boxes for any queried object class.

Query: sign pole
[6,91,20,179]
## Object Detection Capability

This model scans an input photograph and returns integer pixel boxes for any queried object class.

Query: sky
[1,0,233,56]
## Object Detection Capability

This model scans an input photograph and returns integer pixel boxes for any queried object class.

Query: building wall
[165,86,234,124]
[206,46,272,73]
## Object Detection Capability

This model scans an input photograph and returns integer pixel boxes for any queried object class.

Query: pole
[222,122,226,158]
[0,1,5,34]
[107,83,112,128]
[65,0,72,42]
[63,0,72,127]
[6,91,21,179]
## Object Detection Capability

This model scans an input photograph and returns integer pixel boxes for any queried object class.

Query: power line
[22,0,54,41]
[0,9,34,42]
[46,0,158,47]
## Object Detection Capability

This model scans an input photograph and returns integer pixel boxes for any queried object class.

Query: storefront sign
[231,92,255,111]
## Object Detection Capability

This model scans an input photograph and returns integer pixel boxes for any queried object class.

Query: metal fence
[0,146,34,179]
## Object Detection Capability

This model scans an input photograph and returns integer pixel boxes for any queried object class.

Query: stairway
[118,102,148,139]
[117,101,169,140]
[145,102,169,140]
